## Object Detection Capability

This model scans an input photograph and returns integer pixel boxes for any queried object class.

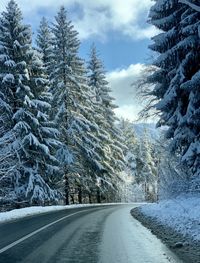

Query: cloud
[0,0,158,41]
[106,63,145,106]
[106,64,147,121]
[72,0,158,40]
[114,105,142,121]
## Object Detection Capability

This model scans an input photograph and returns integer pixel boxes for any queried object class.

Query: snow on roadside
[140,194,200,241]
[0,203,133,223]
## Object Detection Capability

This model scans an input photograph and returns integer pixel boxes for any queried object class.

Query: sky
[0,0,158,122]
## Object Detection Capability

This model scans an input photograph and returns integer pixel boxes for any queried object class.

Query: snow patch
[140,195,200,241]
[0,203,133,223]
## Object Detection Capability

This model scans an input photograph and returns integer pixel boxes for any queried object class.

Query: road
[0,204,182,263]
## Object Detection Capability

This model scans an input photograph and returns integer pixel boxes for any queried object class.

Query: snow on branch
[179,0,200,12]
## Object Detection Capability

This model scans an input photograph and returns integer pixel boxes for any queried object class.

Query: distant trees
[138,130,158,201]
[119,120,158,201]
[0,1,127,209]
[157,135,191,200]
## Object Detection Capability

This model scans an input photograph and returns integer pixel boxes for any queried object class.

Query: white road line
[0,209,92,254]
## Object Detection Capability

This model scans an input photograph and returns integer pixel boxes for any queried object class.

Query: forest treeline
[0,0,199,211]
[0,1,128,209]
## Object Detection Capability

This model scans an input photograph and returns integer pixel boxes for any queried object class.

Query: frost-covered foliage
[88,46,126,189]
[42,7,127,204]
[49,7,103,204]
[0,2,127,209]
[119,119,136,177]
[119,120,142,202]
[0,0,61,208]
[157,135,191,200]
[136,129,158,201]
[119,120,159,201]
[87,46,127,201]
[179,0,200,12]
[146,0,200,182]
[36,17,54,77]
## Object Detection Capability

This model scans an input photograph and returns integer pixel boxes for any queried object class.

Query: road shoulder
[131,207,200,263]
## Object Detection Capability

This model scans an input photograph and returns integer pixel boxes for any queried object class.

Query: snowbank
[140,195,200,241]
[0,203,132,223]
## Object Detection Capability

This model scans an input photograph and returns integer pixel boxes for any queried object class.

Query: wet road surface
[0,204,182,263]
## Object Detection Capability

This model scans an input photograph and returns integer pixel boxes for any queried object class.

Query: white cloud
[0,0,158,40]
[73,0,158,40]
[114,105,141,122]
[106,64,147,121]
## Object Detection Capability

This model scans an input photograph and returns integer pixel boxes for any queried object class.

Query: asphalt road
[0,204,182,263]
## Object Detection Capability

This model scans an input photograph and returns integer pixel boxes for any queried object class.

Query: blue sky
[80,38,152,71]
[0,0,157,121]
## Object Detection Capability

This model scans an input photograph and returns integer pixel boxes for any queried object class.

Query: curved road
[0,205,182,263]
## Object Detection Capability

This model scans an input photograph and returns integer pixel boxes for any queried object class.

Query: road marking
[0,209,92,254]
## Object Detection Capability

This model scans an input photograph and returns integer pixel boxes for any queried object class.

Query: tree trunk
[96,189,101,203]
[65,174,69,205]
[78,186,82,204]
[70,194,75,204]
[144,182,149,201]
[88,193,92,204]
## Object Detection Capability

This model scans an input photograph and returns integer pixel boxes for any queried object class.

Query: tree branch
[179,0,200,12]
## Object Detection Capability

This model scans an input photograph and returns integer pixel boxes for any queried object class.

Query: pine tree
[179,0,200,12]
[88,45,126,198]
[147,0,200,179]
[36,17,53,77]
[119,119,136,177]
[157,134,189,200]
[49,7,109,204]
[139,129,157,201]
[27,50,62,191]
[147,0,186,125]
[173,4,200,178]
[0,0,61,207]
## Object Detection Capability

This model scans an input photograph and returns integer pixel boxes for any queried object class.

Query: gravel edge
[130,207,200,263]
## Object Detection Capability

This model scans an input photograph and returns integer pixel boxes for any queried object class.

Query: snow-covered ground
[0,203,135,223]
[140,194,200,241]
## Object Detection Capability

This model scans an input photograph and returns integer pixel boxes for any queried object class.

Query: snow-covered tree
[157,135,190,200]
[0,0,61,207]
[49,7,111,204]
[87,45,126,193]
[118,120,159,201]
[36,17,54,77]
[119,119,136,177]
[174,3,200,179]
[179,0,200,12]
[145,0,200,181]
[137,129,157,201]
[27,50,62,190]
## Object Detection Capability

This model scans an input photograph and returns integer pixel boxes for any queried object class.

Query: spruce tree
[36,17,54,77]
[179,0,200,12]
[0,0,61,206]
[147,0,200,179]
[138,129,157,201]
[119,119,136,177]
[50,7,108,204]
[88,45,126,196]
[174,4,200,178]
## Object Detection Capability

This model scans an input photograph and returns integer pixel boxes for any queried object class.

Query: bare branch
[132,65,160,121]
